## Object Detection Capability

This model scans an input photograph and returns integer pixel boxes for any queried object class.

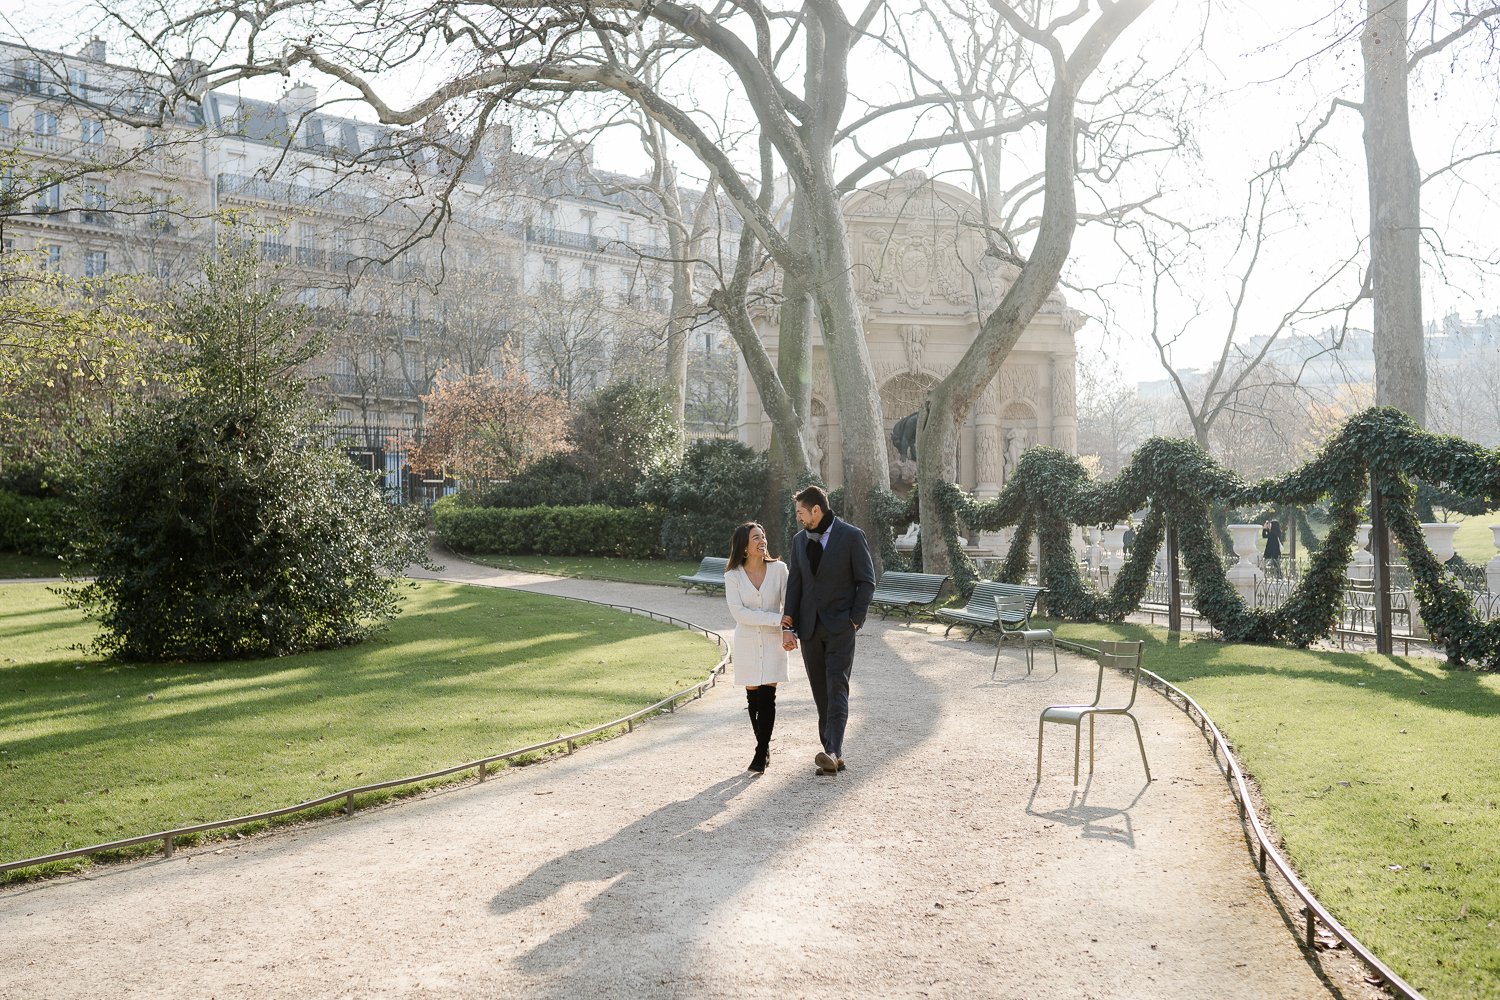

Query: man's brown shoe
[814,750,838,773]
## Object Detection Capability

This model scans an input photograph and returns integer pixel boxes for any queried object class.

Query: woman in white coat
[724,521,793,773]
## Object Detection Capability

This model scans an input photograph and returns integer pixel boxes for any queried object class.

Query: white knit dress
[724,561,791,686]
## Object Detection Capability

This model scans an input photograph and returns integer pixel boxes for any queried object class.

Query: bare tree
[913,0,1161,573]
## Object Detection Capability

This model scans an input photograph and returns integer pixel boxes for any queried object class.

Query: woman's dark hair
[1270,519,1281,532]
[727,521,777,570]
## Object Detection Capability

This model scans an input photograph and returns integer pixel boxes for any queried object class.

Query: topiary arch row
[868,408,1500,670]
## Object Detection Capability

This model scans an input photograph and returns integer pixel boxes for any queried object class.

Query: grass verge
[1437,512,1500,566]
[450,551,703,588]
[0,579,716,880]
[0,552,67,579]
[1052,620,1500,1000]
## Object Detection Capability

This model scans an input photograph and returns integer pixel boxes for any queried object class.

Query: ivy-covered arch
[870,408,1500,669]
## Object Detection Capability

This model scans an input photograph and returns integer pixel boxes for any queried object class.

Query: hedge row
[0,491,71,555]
[433,499,664,559]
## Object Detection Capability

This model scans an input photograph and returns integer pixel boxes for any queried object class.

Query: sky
[4,0,1496,386]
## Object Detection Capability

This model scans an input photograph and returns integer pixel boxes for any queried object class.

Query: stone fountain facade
[736,171,1084,531]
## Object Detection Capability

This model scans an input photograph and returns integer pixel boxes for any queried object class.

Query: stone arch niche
[880,371,939,492]
[735,170,1083,555]
[1000,401,1038,487]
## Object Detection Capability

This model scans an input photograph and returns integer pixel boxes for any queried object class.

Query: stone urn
[1084,526,1103,577]
[1347,524,1374,582]
[1099,525,1127,583]
[1487,525,1500,595]
[1420,522,1460,564]
[1226,524,1264,600]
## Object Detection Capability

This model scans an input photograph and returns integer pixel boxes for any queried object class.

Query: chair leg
[992,640,1002,680]
[1050,642,1058,674]
[1128,713,1152,782]
[1088,715,1096,775]
[1072,727,1081,785]
[1036,718,1046,783]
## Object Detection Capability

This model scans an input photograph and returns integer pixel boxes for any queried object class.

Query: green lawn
[0,552,67,579]
[451,551,702,587]
[0,580,715,879]
[1437,512,1500,565]
[1054,620,1500,1000]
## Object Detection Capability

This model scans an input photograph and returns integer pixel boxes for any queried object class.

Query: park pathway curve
[0,557,1359,999]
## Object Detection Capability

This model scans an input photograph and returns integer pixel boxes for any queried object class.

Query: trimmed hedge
[0,491,71,555]
[434,499,664,559]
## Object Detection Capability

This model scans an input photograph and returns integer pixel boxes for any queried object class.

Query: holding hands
[781,615,797,651]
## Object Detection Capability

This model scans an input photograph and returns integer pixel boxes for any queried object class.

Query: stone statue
[1003,425,1029,480]
[890,411,919,462]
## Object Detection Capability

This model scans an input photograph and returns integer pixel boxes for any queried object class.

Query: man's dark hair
[794,484,830,515]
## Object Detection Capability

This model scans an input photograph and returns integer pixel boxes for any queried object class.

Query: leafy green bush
[63,245,431,662]
[434,499,664,558]
[650,439,769,560]
[0,490,70,555]
[479,452,637,508]
[478,380,681,510]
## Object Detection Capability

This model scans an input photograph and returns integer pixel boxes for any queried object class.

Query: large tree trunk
[801,12,890,548]
[1363,0,1426,425]
[807,181,890,545]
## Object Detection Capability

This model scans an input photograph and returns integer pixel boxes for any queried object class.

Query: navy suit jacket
[783,517,877,641]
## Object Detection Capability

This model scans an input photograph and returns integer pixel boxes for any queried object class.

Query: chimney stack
[80,37,107,63]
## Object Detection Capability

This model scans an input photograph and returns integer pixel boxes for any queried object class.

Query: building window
[43,245,63,271]
[20,61,43,93]
[80,119,104,145]
[582,265,596,289]
[619,221,632,244]
[35,182,61,212]
[0,104,9,130]
[68,68,89,94]
[84,250,107,277]
[83,180,107,212]
[155,260,172,282]
[32,111,58,136]
[581,210,596,235]
[544,259,560,285]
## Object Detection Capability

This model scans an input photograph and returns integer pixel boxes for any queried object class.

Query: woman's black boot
[746,689,766,772]
[754,685,777,770]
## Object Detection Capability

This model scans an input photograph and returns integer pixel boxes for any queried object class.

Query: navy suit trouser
[801,620,856,757]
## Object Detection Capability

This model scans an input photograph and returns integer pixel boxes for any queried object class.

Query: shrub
[434,500,664,559]
[0,490,71,555]
[479,452,637,509]
[653,438,769,560]
[63,245,431,662]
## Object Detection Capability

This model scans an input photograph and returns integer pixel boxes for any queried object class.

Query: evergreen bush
[652,438,769,559]
[63,246,430,662]
[0,490,70,555]
[433,499,663,558]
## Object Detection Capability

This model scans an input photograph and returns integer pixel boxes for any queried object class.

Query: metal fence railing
[1056,638,1426,1000]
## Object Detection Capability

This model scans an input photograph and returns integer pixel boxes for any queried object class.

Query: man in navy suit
[780,485,876,776]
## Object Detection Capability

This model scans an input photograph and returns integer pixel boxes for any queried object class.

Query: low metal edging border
[1053,637,1423,1000]
[2,595,730,878]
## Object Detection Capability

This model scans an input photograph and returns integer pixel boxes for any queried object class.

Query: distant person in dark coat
[1262,519,1283,576]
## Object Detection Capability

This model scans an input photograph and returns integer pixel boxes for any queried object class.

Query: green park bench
[870,571,949,623]
[938,580,1046,640]
[678,556,729,593]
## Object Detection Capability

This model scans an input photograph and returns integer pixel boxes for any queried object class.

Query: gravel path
[0,560,1358,999]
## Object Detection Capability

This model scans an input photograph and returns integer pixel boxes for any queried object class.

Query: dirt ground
[0,561,1383,999]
